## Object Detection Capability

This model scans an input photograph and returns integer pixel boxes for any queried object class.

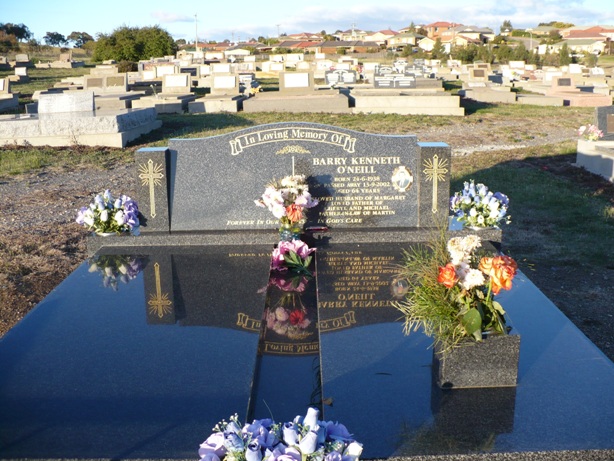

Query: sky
[3,0,614,44]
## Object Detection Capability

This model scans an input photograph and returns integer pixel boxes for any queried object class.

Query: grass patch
[451,143,614,268]
[0,145,133,176]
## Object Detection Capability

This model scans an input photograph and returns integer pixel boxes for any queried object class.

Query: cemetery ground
[0,92,613,362]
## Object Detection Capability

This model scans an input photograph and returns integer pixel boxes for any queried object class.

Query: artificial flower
[450,180,510,228]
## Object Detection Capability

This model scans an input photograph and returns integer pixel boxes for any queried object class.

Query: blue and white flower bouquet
[199,408,362,461]
[449,180,511,228]
[76,190,139,235]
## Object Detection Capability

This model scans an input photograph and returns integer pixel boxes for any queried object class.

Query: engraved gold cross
[138,159,164,218]
[423,155,449,213]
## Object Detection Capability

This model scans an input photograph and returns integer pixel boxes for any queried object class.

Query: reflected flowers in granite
[449,180,510,228]
[76,190,139,235]
[198,408,362,461]
[264,273,313,340]
[88,254,143,291]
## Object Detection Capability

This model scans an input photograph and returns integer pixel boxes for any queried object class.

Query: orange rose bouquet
[395,231,518,351]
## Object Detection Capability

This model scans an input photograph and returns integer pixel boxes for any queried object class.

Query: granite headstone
[136,123,450,233]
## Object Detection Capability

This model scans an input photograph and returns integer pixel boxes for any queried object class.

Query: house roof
[426,21,453,28]
[315,40,379,47]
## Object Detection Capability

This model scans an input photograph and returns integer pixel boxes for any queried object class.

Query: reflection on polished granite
[1,243,614,460]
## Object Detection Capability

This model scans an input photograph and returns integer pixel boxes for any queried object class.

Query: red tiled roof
[426,21,452,28]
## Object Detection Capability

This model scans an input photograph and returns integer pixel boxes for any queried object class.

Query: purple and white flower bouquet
[449,180,511,228]
[76,190,139,235]
[199,408,362,461]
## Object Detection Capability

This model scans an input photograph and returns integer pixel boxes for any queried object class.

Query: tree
[175,38,187,46]
[500,20,513,34]
[67,31,94,48]
[430,38,447,59]
[0,23,32,41]
[43,32,67,47]
[539,21,574,29]
[92,25,177,62]
[511,43,529,62]
[559,42,571,66]
[0,30,18,53]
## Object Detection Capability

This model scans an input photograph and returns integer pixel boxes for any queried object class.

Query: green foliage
[92,25,177,62]
[583,52,598,68]
[43,32,67,47]
[67,31,94,48]
[430,38,447,60]
[451,44,478,63]
[0,23,32,42]
[559,42,572,66]
[500,20,513,34]
[539,21,574,29]
[0,31,19,53]
[117,60,137,72]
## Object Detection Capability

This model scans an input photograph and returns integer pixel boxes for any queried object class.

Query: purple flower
[493,191,509,207]
[325,452,343,461]
[199,432,227,458]
[224,432,244,452]
[325,422,353,442]
[75,206,89,225]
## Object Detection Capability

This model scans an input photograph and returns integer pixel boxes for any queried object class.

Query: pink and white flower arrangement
[271,240,315,275]
[578,124,604,142]
[255,175,319,235]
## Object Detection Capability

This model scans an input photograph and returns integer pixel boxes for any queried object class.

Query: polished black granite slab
[1,243,614,460]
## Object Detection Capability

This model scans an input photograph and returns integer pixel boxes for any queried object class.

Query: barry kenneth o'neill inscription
[146,122,450,233]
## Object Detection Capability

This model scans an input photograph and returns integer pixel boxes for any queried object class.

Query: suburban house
[308,40,380,54]
[424,21,457,39]
[365,29,398,46]
[417,37,436,52]
[334,28,370,41]
[540,38,608,55]
[387,32,425,50]
[285,32,324,42]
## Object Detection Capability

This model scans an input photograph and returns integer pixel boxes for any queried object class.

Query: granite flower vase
[433,334,520,389]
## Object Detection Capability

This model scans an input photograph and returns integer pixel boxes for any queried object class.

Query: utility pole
[194,14,199,52]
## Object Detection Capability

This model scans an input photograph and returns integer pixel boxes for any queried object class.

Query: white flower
[114,210,125,226]
[459,268,486,291]
[100,210,109,222]
[343,441,363,461]
[83,210,95,227]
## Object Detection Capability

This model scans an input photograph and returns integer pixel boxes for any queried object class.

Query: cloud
[150,10,195,24]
